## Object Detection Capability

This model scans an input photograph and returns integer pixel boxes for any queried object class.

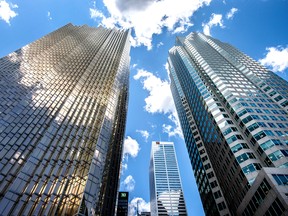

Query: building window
[277,123,285,128]
[247,123,259,132]
[217,201,226,211]
[231,143,249,153]
[207,172,214,179]
[213,190,222,199]
[227,134,243,144]
[254,131,267,141]
[272,174,288,185]
[199,149,205,155]
[268,150,284,161]
[260,139,282,151]
[223,127,237,136]
[236,152,256,164]
[275,131,284,136]
[274,95,283,102]
[280,100,288,107]
[242,163,261,175]
[258,122,267,127]
[243,178,271,215]
[267,123,277,128]
[264,198,285,216]
[211,180,218,188]
[202,156,208,162]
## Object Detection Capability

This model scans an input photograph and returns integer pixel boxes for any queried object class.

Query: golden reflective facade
[0,23,130,215]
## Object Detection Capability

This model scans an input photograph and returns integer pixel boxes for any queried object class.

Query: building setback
[149,141,187,216]
[168,32,288,215]
[0,23,130,216]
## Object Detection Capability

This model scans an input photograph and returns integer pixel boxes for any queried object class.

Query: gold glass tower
[0,23,130,216]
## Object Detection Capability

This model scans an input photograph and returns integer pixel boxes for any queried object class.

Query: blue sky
[0,0,288,215]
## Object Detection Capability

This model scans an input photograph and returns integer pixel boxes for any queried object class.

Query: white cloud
[129,197,150,216]
[90,0,212,49]
[121,175,135,192]
[157,42,164,48]
[134,69,183,138]
[121,162,128,173]
[226,8,238,20]
[47,11,52,21]
[131,63,138,69]
[165,62,170,79]
[123,136,140,158]
[121,136,140,175]
[90,8,105,20]
[202,13,223,36]
[0,0,18,25]
[133,69,175,114]
[163,113,183,138]
[136,130,150,141]
[259,46,288,72]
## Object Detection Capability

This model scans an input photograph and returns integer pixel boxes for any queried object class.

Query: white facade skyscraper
[149,141,187,216]
[168,32,288,215]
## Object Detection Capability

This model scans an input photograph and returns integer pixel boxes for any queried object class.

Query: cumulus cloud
[121,175,136,192]
[121,162,128,173]
[259,46,288,72]
[136,130,150,141]
[163,113,183,138]
[123,136,140,158]
[90,8,105,20]
[47,11,52,21]
[202,13,223,36]
[129,197,150,216]
[131,63,138,69]
[90,0,212,49]
[133,69,175,114]
[134,69,183,138]
[226,7,238,20]
[121,136,140,174]
[157,42,164,48]
[0,0,18,25]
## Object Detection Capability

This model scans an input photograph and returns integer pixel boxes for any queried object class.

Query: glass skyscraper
[168,32,288,215]
[0,23,130,216]
[149,141,187,216]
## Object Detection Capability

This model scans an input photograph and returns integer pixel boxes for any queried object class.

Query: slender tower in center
[149,141,187,216]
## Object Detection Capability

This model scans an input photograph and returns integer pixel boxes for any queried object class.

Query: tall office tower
[168,32,288,215]
[0,23,130,216]
[149,141,187,216]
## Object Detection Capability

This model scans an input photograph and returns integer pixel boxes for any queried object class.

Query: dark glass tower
[0,23,130,216]
[116,192,129,216]
[168,32,288,215]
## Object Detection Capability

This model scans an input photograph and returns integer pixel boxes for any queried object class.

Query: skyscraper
[168,32,288,215]
[0,23,130,216]
[149,141,187,216]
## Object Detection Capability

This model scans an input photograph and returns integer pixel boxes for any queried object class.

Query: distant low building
[117,192,129,216]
